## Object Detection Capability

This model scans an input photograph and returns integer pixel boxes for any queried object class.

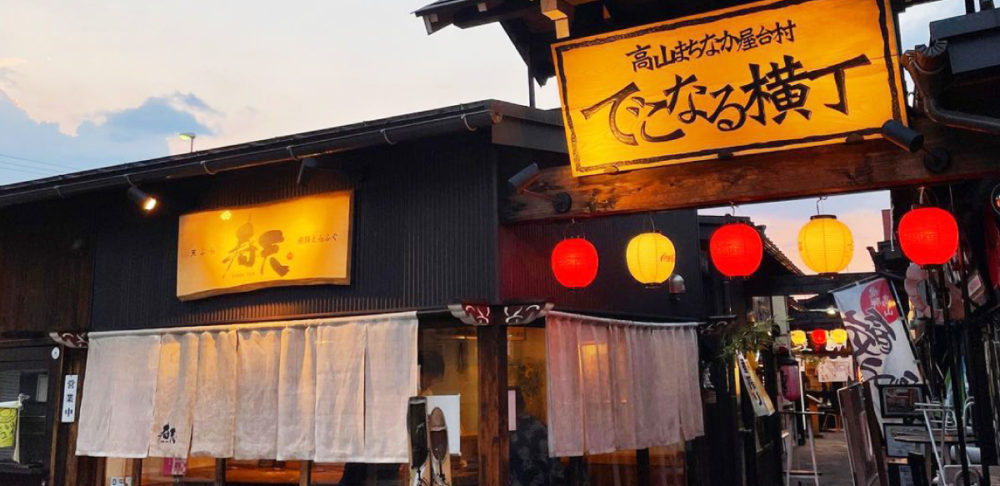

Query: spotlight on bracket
[508,162,572,213]
[296,157,320,187]
[881,120,951,173]
[127,185,158,213]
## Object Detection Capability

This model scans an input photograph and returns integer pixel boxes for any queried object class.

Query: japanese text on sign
[552,0,906,176]
[177,192,353,300]
[62,375,78,423]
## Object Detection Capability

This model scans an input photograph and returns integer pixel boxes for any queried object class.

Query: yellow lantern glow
[625,232,676,285]
[830,328,848,346]
[790,330,807,348]
[797,215,854,274]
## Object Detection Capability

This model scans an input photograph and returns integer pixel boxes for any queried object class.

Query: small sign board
[551,0,906,176]
[61,374,78,423]
[177,192,353,300]
[738,354,775,417]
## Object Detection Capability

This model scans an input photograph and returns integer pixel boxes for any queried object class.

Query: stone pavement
[789,431,854,486]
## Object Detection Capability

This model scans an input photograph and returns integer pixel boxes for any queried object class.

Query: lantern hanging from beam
[625,232,676,285]
[709,223,763,277]
[811,329,828,347]
[790,330,807,349]
[898,207,959,267]
[551,237,599,288]
[798,215,854,274]
[830,328,848,346]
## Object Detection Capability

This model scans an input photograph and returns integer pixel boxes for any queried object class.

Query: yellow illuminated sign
[177,192,353,300]
[0,407,16,448]
[552,0,906,176]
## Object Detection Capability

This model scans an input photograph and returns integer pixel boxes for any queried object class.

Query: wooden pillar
[215,459,227,485]
[299,460,313,486]
[477,324,509,486]
[130,458,143,485]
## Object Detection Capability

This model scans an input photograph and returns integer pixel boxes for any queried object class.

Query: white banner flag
[833,278,922,384]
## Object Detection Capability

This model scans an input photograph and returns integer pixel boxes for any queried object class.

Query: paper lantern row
[549,206,959,288]
[790,328,849,350]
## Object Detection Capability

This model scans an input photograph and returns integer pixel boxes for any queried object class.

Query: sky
[0,0,967,273]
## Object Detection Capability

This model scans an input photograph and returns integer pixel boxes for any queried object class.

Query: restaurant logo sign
[177,191,353,300]
[551,0,906,176]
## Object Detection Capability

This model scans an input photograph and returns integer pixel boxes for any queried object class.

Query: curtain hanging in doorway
[545,312,704,457]
[76,312,417,462]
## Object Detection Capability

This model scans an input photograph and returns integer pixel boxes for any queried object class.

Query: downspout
[902,42,1000,134]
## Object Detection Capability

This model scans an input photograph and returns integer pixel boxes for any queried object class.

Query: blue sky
[0,0,967,271]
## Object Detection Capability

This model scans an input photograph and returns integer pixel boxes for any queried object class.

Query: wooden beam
[541,0,574,39]
[743,272,876,296]
[501,118,1000,223]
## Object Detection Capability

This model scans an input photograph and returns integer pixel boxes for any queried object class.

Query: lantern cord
[918,186,926,206]
[815,196,828,215]
[648,213,657,233]
[729,202,738,217]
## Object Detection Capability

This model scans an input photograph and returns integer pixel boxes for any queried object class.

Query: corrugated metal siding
[499,210,707,320]
[90,135,498,331]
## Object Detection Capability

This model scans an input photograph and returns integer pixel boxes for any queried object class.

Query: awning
[75,312,418,462]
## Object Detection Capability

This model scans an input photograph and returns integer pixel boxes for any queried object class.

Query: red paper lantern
[898,207,959,266]
[551,238,599,288]
[811,329,828,347]
[709,223,764,277]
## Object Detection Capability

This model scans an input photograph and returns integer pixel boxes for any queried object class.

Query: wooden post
[130,458,143,485]
[299,460,313,486]
[477,324,509,486]
[214,458,226,485]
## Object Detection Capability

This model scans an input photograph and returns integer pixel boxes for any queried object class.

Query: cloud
[0,90,214,184]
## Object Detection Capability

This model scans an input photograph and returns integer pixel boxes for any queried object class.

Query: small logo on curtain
[158,424,177,444]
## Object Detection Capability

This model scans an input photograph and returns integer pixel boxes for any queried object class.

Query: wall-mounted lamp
[508,163,572,214]
[668,274,686,297]
[127,185,158,213]
[881,120,951,173]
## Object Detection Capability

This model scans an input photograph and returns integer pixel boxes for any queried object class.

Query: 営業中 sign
[551,0,906,176]
[177,192,353,300]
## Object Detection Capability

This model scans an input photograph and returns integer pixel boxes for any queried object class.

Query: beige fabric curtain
[77,312,418,462]
[277,327,316,460]
[148,333,199,458]
[234,329,281,460]
[545,312,703,457]
[76,335,162,458]
[190,331,238,458]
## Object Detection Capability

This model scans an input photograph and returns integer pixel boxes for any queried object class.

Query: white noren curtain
[545,312,703,457]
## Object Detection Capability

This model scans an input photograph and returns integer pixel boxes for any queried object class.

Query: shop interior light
[825,306,838,316]
[625,232,676,285]
[797,215,853,274]
[709,223,763,278]
[898,207,959,267]
[551,237,599,288]
[127,185,158,213]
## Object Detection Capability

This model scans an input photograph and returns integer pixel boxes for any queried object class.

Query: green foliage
[719,318,775,363]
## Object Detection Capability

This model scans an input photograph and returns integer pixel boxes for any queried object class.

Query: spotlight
[826,306,838,316]
[507,162,572,213]
[668,274,686,296]
[127,185,158,213]
[296,157,320,187]
[991,183,1000,217]
[880,120,951,173]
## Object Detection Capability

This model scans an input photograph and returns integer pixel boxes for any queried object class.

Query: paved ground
[789,431,854,486]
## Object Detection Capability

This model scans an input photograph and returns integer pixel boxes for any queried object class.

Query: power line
[0,152,77,171]
[0,157,59,175]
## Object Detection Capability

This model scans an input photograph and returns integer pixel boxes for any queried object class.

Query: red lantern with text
[710,223,764,277]
[551,238,599,288]
[898,207,959,266]
[811,329,828,347]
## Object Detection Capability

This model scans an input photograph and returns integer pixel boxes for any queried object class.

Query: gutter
[0,107,502,208]
[903,43,1000,135]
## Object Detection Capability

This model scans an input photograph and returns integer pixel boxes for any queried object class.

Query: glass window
[419,324,480,486]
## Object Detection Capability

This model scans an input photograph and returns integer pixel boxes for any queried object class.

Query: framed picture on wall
[883,424,927,458]
[878,384,928,419]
